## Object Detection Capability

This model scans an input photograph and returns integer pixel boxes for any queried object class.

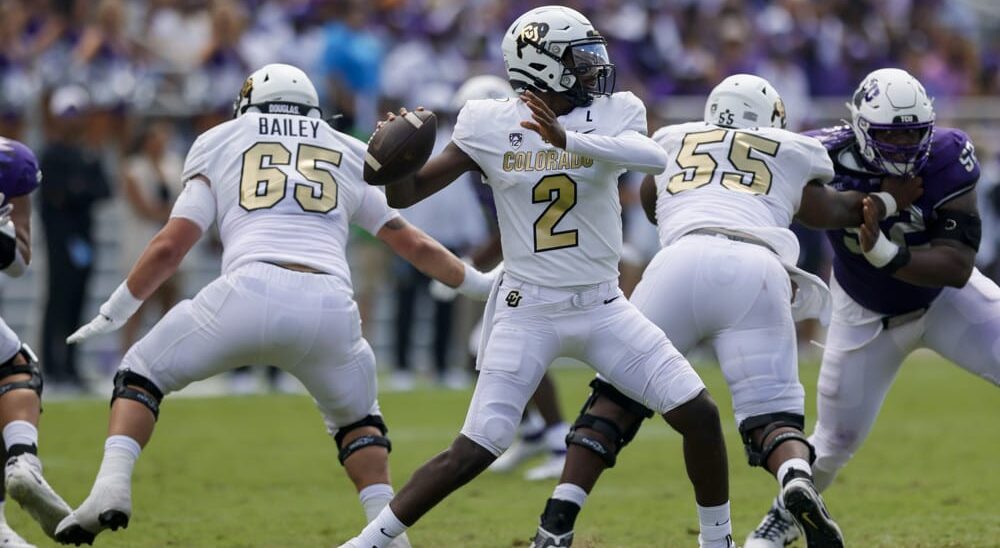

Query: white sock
[697,501,732,545]
[551,483,587,508]
[777,457,811,486]
[543,422,569,454]
[95,435,142,487]
[359,483,395,522]
[2,421,38,450]
[356,505,407,548]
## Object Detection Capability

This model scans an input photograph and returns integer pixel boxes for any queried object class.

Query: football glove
[67,282,144,344]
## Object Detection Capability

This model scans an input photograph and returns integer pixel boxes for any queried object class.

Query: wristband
[100,282,144,322]
[862,230,900,268]
[457,262,493,297]
[870,191,897,219]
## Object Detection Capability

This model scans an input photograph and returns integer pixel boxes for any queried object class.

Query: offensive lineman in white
[53,64,495,546]
[530,75,921,548]
[343,7,734,548]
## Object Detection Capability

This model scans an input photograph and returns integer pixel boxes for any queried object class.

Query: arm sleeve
[564,130,668,174]
[564,93,666,174]
[352,186,400,235]
[169,179,216,232]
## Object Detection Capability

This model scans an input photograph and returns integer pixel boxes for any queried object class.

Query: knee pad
[738,412,815,468]
[111,369,164,420]
[334,415,392,465]
[565,379,655,468]
[0,344,43,399]
[584,378,654,446]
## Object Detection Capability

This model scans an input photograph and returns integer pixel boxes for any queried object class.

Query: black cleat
[782,477,844,548]
[54,524,95,546]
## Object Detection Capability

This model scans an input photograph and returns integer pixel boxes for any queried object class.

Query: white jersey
[177,113,397,289]
[651,121,834,260]
[453,92,650,287]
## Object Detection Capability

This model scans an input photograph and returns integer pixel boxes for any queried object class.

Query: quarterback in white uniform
[54,64,495,546]
[532,75,922,548]
[343,7,733,548]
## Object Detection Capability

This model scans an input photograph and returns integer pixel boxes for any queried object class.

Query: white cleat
[489,438,545,473]
[5,453,72,539]
[0,522,36,548]
[524,454,566,481]
[700,533,738,548]
[745,503,800,548]
[781,477,844,547]
[54,479,132,546]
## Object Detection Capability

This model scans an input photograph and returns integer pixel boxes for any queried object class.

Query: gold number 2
[667,130,780,195]
[533,174,578,252]
[240,143,341,213]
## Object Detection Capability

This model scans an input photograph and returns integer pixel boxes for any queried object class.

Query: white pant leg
[580,297,706,416]
[810,290,923,491]
[123,264,378,430]
[922,269,1000,386]
[633,236,802,426]
[0,317,20,363]
[460,282,564,456]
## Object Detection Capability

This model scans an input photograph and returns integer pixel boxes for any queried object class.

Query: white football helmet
[451,75,516,111]
[501,5,614,107]
[847,68,935,176]
[704,74,786,130]
[233,63,321,118]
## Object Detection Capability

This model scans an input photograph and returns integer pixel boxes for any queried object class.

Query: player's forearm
[125,237,186,300]
[892,246,974,288]
[564,130,668,174]
[400,230,466,287]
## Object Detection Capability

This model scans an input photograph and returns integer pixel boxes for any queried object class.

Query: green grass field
[10,354,999,547]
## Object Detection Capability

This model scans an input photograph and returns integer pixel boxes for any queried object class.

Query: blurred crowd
[1,0,999,393]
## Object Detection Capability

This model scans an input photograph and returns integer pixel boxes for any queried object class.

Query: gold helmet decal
[772,98,787,129]
[239,77,253,101]
[516,22,550,57]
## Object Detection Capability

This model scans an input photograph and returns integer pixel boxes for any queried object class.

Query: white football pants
[122,262,380,437]
[0,317,21,363]
[630,234,803,426]
[460,274,706,456]
[811,268,1000,490]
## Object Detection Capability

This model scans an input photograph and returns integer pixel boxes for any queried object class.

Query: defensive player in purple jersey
[0,136,72,547]
[748,68,999,546]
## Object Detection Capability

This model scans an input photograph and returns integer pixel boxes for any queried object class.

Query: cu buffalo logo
[516,22,550,56]
[239,77,253,101]
[771,98,787,128]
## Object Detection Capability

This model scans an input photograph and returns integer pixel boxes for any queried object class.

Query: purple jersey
[0,137,41,204]
[806,125,980,315]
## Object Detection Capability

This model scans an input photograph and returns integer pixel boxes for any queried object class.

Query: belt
[687,228,777,254]
[881,307,927,329]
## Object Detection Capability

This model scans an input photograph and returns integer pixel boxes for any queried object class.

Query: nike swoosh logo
[380,528,393,538]
[800,512,817,529]
[582,128,596,134]
[603,296,619,304]
[714,519,730,526]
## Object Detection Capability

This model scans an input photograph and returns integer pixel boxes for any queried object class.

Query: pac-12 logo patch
[505,290,522,307]
[509,132,523,149]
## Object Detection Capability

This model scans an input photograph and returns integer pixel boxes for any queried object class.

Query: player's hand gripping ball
[364,108,437,186]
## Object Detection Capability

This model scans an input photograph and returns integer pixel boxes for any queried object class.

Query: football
[364,109,437,186]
